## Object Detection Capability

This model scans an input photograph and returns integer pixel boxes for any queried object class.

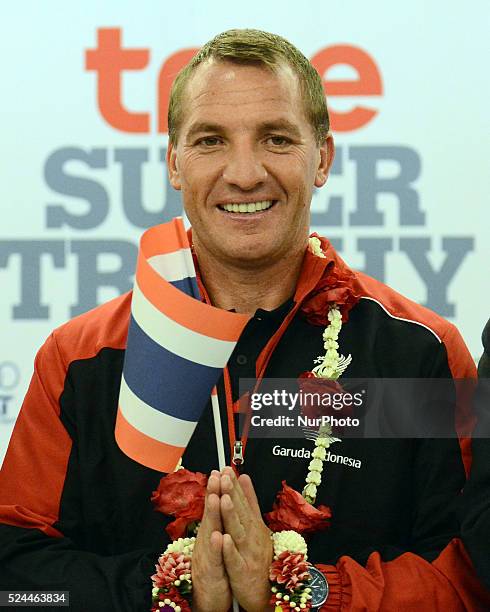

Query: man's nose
[222,145,268,190]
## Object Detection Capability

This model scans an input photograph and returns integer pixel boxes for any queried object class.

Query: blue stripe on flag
[169,277,200,299]
[123,315,221,421]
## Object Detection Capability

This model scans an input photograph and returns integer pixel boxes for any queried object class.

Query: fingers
[220,494,247,547]
[219,468,270,564]
[199,489,222,541]
[220,468,251,527]
[222,532,245,574]
[193,528,231,611]
[221,467,258,509]
[237,473,262,519]
[205,469,266,556]
[208,530,226,570]
[194,493,226,581]
[207,471,221,497]
[222,532,272,612]
[207,492,222,529]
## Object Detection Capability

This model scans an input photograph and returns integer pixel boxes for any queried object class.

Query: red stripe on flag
[136,252,249,341]
[140,218,190,258]
[115,408,184,473]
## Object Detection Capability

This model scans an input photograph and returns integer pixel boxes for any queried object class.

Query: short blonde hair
[168,28,329,146]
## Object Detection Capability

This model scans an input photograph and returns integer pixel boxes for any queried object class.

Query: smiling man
[167,49,333,316]
[166,50,333,611]
[1,29,489,612]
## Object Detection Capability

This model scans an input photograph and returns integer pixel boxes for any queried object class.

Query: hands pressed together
[191,467,274,612]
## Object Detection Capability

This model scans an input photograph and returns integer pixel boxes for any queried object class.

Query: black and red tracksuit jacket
[1,238,488,611]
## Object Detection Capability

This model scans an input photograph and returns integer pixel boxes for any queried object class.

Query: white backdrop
[1,1,489,464]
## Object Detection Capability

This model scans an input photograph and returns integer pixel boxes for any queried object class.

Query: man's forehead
[185,59,300,107]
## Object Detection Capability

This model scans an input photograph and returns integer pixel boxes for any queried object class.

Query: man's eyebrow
[185,122,224,140]
[185,119,303,140]
[258,120,302,138]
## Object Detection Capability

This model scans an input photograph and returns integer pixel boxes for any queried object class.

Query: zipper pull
[232,441,244,466]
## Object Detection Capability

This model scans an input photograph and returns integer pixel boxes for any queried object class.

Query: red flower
[269,551,311,591]
[301,240,361,326]
[151,552,192,589]
[298,374,352,420]
[299,371,316,379]
[151,586,191,612]
[264,481,331,534]
[151,468,208,540]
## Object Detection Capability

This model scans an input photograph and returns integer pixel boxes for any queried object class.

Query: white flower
[323,326,338,340]
[308,237,326,259]
[164,536,196,555]
[306,471,321,485]
[308,458,324,472]
[302,483,317,499]
[312,447,326,460]
[302,306,350,502]
[318,424,333,436]
[312,362,337,378]
[272,530,308,558]
[316,435,340,448]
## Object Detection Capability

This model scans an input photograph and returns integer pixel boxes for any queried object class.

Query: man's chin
[215,245,287,269]
[193,231,298,269]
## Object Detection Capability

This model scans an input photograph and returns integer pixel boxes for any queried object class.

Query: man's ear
[167,142,182,191]
[314,133,335,188]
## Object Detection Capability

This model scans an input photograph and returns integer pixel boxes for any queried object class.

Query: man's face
[167,60,334,267]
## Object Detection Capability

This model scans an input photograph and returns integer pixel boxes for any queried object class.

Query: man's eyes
[194,135,293,148]
[266,135,292,147]
[196,136,222,147]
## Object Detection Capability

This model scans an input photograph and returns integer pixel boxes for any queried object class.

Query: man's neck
[195,244,306,314]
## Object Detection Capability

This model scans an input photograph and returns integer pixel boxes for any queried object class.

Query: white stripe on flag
[119,376,196,447]
[148,249,195,283]
[131,280,236,368]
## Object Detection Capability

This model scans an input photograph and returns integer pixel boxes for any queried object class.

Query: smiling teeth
[221,200,274,213]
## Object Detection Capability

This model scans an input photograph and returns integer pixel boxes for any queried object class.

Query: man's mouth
[218,200,276,214]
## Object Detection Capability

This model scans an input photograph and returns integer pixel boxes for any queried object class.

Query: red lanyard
[193,240,331,474]
[223,298,305,476]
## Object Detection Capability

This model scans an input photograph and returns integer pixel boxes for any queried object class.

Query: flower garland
[269,531,312,610]
[300,234,361,327]
[298,237,354,507]
[311,307,352,380]
[269,306,347,606]
[150,235,359,611]
[302,429,340,506]
[151,537,195,612]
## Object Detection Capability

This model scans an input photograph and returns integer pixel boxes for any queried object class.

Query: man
[0,29,488,611]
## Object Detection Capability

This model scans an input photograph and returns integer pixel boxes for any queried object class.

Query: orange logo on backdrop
[85,28,383,134]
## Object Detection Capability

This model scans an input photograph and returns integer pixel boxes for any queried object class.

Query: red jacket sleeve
[0,333,158,611]
[317,538,489,611]
[314,324,490,611]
